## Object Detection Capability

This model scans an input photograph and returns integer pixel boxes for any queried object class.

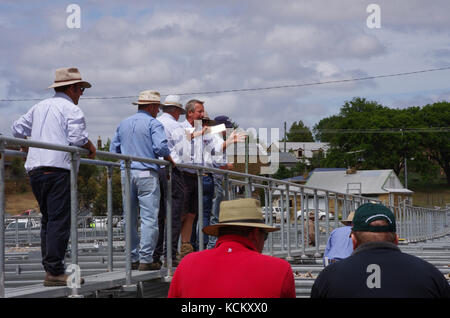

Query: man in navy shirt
[311,203,450,298]
[111,90,173,271]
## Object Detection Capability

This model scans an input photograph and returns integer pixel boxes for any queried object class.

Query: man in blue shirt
[323,212,354,265]
[110,90,173,271]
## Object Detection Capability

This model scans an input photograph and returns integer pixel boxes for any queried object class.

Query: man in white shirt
[154,95,188,266]
[178,99,206,258]
[12,67,96,286]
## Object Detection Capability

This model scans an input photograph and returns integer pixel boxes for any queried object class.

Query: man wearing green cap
[311,203,450,298]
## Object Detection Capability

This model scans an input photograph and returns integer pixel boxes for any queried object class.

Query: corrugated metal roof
[305,169,410,194]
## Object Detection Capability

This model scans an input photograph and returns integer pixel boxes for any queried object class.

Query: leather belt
[28,166,69,177]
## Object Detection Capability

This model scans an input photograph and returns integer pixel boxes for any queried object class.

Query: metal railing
[0,135,449,297]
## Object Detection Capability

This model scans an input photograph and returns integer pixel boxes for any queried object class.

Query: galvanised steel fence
[0,135,448,297]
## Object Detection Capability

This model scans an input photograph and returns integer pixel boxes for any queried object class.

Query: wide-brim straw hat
[47,67,91,89]
[202,111,216,125]
[203,198,279,237]
[161,95,186,114]
[341,212,355,225]
[132,90,161,105]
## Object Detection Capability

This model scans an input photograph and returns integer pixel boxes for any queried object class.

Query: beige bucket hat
[161,95,186,114]
[202,111,216,125]
[47,67,91,89]
[203,198,279,237]
[132,90,161,105]
[341,212,355,225]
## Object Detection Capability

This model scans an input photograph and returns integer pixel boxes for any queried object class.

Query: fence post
[166,164,173,276]
[268,181,274,256]
[106,166,113,272]
[300,187,307,259]
[69,151,82,297]
[293,191,299,250]
[0,141,5,298]
[334,194,338,229]
[285,184,293,261]
[313,190,321,258]
[280,189,285,252]
[123,159,133,288]
[325,191,330,239]
[197,168,204,251]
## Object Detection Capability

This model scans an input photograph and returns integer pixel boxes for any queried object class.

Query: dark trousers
[154,167,185,261]
[29,170,70,276]
[191,175,214,251]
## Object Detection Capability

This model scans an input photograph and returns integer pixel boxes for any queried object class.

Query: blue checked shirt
[323,225,354,264]
[110,110,170,171]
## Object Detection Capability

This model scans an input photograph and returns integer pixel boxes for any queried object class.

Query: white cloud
[0,0,449,143]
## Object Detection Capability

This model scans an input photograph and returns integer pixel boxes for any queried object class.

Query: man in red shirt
[168,198,296,298]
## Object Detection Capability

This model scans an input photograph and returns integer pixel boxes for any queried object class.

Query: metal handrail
[0,135,449,298]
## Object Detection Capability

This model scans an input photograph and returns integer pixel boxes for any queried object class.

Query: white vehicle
[92,218,107,228]
[261,206,283,222]
[5,218,40,231]
[296,210,335,221]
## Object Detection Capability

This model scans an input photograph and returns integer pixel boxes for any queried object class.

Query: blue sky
[0,0,449,144]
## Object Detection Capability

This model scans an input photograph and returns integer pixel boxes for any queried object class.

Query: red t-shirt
[168,234,296,298]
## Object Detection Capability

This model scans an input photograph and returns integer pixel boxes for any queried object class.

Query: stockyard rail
[0,136,449,298]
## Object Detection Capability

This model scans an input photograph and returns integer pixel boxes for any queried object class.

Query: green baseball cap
[352,203,396,233]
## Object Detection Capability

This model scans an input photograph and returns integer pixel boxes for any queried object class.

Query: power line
[289,127,450,134]
[315,128,450,134]
[1,66,450,102]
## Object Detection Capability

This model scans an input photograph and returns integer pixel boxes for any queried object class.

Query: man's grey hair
[185,99,204,113]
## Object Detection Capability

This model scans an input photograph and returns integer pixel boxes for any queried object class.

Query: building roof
[305,169,413,195]
[282,175,306,182]
[269,142,330,158]
[274,152,299,164]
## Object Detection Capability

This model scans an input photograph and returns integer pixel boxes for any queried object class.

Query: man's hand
[223,130,247,149]
[164,155,176,167]
[82,140,96,159]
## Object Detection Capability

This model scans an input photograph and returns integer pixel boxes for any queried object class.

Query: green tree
[417,101,450,185]
[313,97,424,177]
[283,120,314,142]
[272,164,293,180]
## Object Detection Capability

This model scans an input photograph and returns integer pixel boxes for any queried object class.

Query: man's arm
[12,106,34,139]
[81,139,96,159]
[222,130,246,151]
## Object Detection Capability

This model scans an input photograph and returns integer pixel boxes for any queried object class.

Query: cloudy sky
[1,0,449,146]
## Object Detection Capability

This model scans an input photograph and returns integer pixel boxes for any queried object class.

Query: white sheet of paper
[207,123,226,134]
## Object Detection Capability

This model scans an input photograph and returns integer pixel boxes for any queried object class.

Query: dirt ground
[5,191,39,215]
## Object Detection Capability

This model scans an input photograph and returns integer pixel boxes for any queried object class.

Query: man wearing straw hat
[323,212,355,265]
[12,67,96,286]
[154,95,188,267]
[110,90,174,271]
[168,198,296,298]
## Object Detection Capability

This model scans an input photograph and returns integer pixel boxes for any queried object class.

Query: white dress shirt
[157,112,191,165]
[11,92,89,171]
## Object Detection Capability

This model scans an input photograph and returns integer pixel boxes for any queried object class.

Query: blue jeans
[121,169,160,264]
[207,176,225,249]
